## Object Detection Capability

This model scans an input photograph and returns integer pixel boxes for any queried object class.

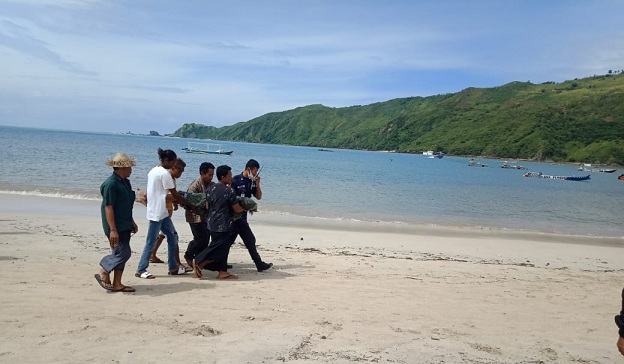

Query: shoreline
[2,192,623,245]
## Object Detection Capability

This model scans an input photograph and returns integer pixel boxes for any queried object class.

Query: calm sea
[1,125,622,238]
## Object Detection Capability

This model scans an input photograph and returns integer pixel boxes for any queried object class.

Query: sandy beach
[1,194,623,363]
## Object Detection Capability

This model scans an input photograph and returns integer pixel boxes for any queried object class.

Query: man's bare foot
[192,260,202,279]
[99,268,111,284]
[149,256,164,263]
[110,285,136,292]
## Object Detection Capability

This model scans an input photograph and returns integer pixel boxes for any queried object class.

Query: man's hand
[618,336,624,356]
[109,230,119,247]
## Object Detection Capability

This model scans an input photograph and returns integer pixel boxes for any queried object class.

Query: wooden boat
[618,174,624,181]
[523,171,590,181]
[181,142,233,155]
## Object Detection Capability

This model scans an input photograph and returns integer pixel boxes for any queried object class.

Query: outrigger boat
[181,142,233,155]
[523,171,590,181]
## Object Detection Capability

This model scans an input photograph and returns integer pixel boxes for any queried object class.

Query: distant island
[171,72,624,165]
[123,130,162,136]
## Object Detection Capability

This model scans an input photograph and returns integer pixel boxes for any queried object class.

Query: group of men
[94,148,272,293]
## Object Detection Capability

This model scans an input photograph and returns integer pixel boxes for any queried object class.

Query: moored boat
[501,161,526,170]
[523,171,590,181]
[577,163,617,173]
[423,150,444,159]
[468,158,488,167]
[182,142,233,155]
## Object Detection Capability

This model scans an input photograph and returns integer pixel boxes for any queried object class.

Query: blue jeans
[137,217,178,273]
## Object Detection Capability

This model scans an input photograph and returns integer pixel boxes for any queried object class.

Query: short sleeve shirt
[146,166,175,221]
[231,173,257,198]
[100,172,135,236]
[206,182,237,232]
[185,177,213,223]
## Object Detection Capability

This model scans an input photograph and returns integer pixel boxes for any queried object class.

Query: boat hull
[182,148,233,155]
[524,172,590,181]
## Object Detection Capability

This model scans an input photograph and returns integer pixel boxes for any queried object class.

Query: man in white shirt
[135,149,194,279]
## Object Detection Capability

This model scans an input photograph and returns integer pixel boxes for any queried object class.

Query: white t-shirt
[146,166,175,221]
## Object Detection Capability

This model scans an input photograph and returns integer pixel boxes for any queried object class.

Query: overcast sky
[1,1,623,134]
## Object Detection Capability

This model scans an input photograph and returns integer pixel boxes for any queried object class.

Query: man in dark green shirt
[94,152,138,292]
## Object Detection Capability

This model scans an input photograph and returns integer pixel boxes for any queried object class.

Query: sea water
[0,125,622,238]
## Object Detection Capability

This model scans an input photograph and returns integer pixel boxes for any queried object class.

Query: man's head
[200,162,215,184]
[158,148,177,169]
[245,159,260,176]
[170,158,186,179]
[106,152,135,178]
[216,165,232,184]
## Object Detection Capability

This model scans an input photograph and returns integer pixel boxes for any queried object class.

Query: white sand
[0,193,623,363]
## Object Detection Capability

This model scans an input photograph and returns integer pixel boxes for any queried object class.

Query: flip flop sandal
[149,257,165,263]
[111,286,136,293]
[94,274,113,290]
[135,271,156,279]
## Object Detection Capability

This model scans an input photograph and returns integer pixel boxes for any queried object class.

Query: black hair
[216,165,231,181]
[199,162,215,174]
[157,148,177,162]
[245,159,260,170]
[172,158,186,169]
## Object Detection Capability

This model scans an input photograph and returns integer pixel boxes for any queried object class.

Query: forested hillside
[171,73,624,164]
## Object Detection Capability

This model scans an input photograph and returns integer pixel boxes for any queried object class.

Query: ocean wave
[0,190,99,201]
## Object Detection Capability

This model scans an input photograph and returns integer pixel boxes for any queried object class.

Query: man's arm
[252,175,262,200]
[231,202,245,213]
[169,188,197,212]
[104,205,119,246]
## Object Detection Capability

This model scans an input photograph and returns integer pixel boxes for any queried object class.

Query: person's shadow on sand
[127,264,313,294]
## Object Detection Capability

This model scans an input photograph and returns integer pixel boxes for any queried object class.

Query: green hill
[171,73,624,165]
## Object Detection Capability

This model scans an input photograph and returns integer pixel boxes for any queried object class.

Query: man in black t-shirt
[193,165,244,280]
[231,159,273,272]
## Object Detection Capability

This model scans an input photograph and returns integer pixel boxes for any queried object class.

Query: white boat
[181,142,233,155]
[423,150,445,159]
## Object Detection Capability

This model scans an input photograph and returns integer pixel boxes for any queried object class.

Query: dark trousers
[184,222,210,262]
[233,218,262,266]
[100,230,132,272]
[195,230,237,272]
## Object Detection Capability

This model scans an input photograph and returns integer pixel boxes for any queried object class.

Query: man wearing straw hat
[94,152,138,292]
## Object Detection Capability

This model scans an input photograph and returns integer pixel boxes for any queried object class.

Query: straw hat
[105,152,136,168]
